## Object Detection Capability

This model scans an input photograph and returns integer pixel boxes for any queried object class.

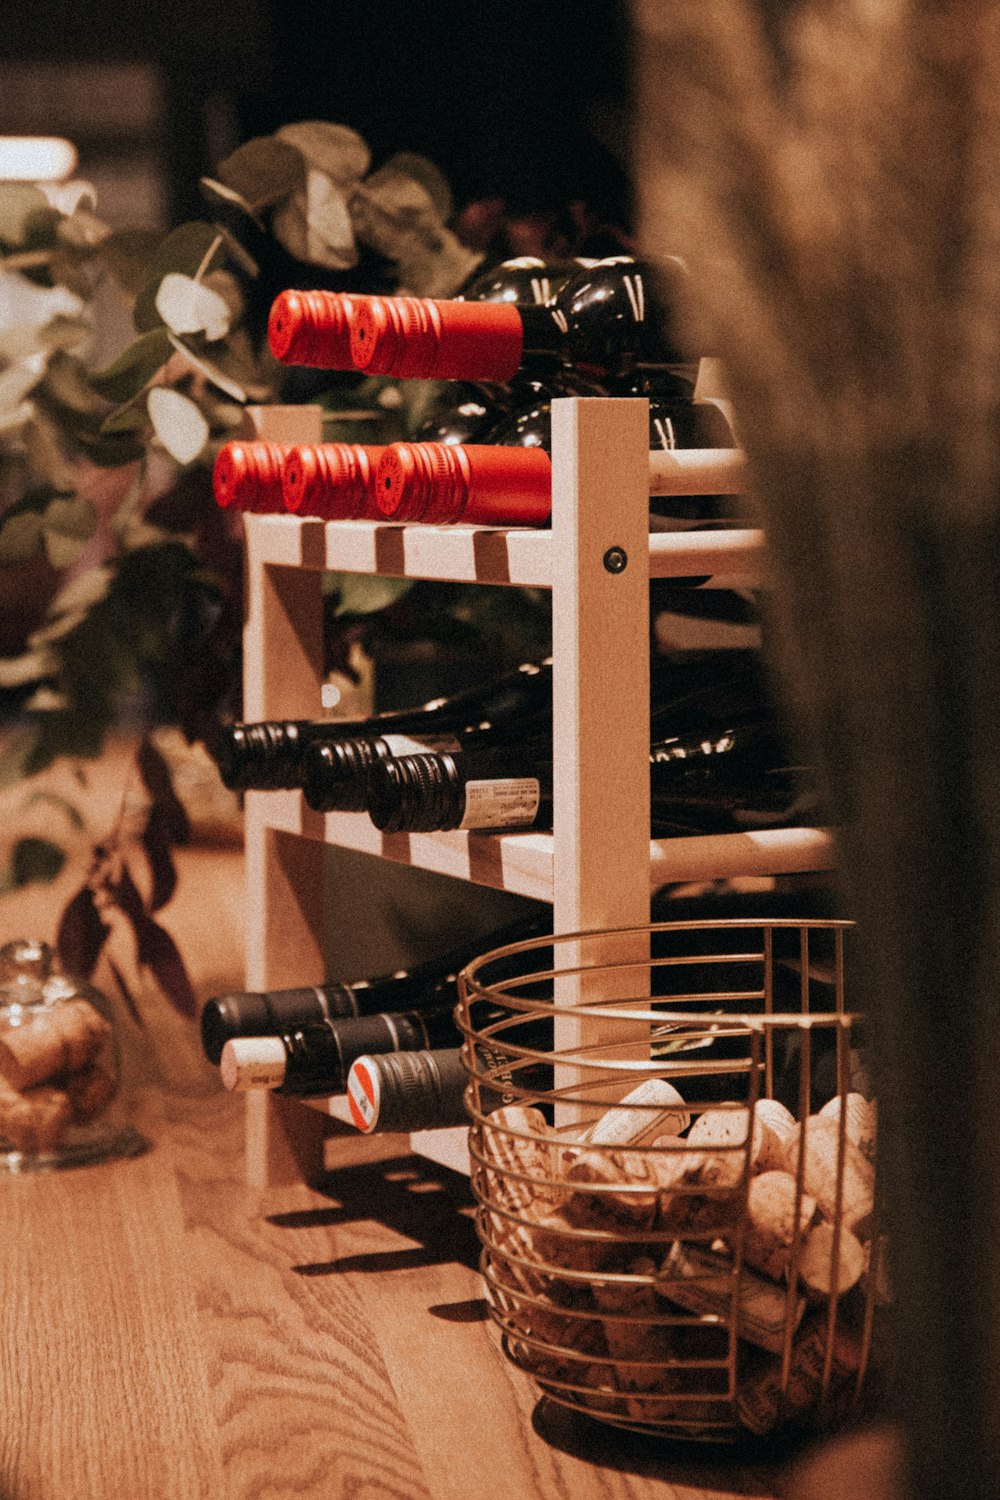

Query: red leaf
[107,957,144,1028]
[56,885,110,979]
[137,737,190,845]
[134,914,198,1018]
[141,802,178,912]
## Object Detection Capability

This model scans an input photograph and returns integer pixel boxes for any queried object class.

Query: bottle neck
[346,1046,553,1133]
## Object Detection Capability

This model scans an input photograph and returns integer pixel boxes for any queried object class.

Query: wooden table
[0,752,899,1500]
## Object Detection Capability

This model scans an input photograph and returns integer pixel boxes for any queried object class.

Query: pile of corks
[0,997,115,1155]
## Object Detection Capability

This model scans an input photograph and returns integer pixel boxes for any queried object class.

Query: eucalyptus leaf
[0,184,51,246]
[328,572,413,615]
[147,386,209,464]
[381,152,453,222]
[166,331,248,402]
[0,646,57,686]
[38,180,97,217]
[44,493,98,541]
[275,121,370,185]
[99,398,150,435]
[87,327,172,404]
[0,400,33,436]
[11,836,66,888]
[43,529,89,568]
[98,228,161,297]
[74,426,147,466]
[0,315,89,363]
[272,171,358,272]
[213,136,306,216]
[45,563,114,622]
[349,181,479,296]
[132,221,225,333]
[0,352,47,414]
[0,270,85,336]
[155,272,232,340]
[21,408,76,492]
[56,208,111,253]
[0,510,43,565]
[42,350,108,417]
[23,686,68,711]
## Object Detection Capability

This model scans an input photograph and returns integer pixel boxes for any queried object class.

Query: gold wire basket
[456,918,887,1441]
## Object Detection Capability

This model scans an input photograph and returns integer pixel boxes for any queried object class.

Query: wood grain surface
[0,747,897,1499]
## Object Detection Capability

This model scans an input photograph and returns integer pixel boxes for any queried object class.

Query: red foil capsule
[375,443,552,526]
[281,444,386,520]
[213,441,288,512]
[350,296,525,382]
[267,290,361,368]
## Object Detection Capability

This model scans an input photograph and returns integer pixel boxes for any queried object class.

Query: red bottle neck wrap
[213,441,287,512]
[268,290,359,368]
[350,297,525,382]
[282,444,386,520]
[376,443,552,526]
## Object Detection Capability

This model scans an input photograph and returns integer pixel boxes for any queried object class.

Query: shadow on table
[266,1151,481,1277]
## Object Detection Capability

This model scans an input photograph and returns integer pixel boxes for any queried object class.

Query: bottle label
[347,1058,379,1132]
[459,778,540,830]
[381,733,462,756]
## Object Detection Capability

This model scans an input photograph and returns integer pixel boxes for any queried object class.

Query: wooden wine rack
[240,398,835,1189]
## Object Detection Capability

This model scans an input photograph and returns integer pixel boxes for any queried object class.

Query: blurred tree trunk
[631,4,1000,1497]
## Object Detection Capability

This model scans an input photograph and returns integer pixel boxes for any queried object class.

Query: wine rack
[240,398,835,1189]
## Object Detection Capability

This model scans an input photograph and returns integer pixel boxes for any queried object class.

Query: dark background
[0,0,634,229]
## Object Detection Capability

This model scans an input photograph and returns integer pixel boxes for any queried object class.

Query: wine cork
[476,1103,560,1213]
[65,1062,116,1125]
[0,1076,72,1154]
[818,1092,877,1163]
[753,1098,798,1172]
[563,1145,685,1231]
[743,1170,818,1283]
[681,1106,764,1188]
[735,1315,862,1435]
[0,999,110,1092]
[781,1115,875,1233]
[657,1240,804,1354]
[797,1220,866,1299]
[584,1078,691,1147]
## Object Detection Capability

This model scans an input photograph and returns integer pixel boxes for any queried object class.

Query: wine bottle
[280,443,386,520]
[374,380,739,528]
[213,441,289,513]
[347,258,689,384]
[210,656,553,792]
[218,1006,463,1097]
[267,288,361,368]
[366,719,820,836]
[199,908,552,1066]
[458,255,583,308]
[265,258,575,373]
[345,1046,554,1133]
[298,648,769,814]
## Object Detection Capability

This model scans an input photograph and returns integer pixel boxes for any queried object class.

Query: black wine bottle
[367,719,821,836]
[374,383,740,528]
[199,908,552,1065]
[218,1006,463,1097]
[210,656,553,792]
[298,648,770,815]
[347,257,690,384]
[345,1046,554,1133]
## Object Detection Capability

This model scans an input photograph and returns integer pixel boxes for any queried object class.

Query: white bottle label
[381,732,462,755]
[459,778,541,830]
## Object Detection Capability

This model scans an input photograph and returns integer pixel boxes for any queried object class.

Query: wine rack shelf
[255,790,834,901]
[240,399,834,1189]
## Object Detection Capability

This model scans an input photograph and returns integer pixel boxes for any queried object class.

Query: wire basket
[456,918,887,1441]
